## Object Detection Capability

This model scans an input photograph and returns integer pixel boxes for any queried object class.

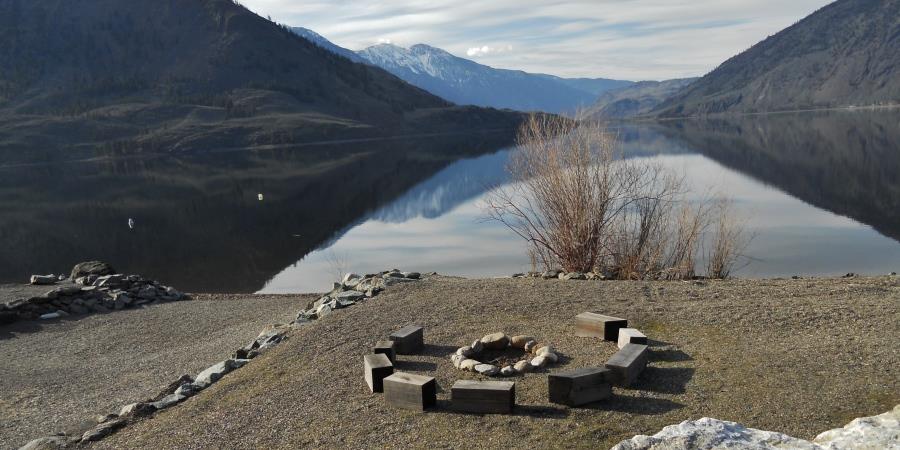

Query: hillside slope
[0,0,523,158]
[655,0,900,116]
[588,78,697,119]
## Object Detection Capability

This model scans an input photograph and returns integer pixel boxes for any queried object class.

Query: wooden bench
[617,328,648,349]
[575,312,628,341]
[373,340,397,363]
[389,325,424,354]
[451,380,516,414]
[383,372,436,410]
[548,367,612,406]
[605,343,648,387]
[364,353,394,393]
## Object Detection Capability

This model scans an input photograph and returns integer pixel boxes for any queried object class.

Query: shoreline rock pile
[512,270,607,280]
[294,269,421,323]
[1,261,187,326]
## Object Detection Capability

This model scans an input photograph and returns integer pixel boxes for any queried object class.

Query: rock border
[450,333,560,377]
[17,269,425,449]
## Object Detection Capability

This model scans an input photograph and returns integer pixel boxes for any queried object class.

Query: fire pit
[450,332,559,377]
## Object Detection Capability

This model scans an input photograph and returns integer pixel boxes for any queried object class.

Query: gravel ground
[91,275,900,449]
[0,292,312,448]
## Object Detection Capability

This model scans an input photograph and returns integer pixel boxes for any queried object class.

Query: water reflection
[2,111,899,294]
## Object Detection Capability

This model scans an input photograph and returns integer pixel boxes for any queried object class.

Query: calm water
[2,110,899,293]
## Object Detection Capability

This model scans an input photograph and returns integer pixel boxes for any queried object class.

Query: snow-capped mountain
[290,28,633,114]
[291,27,366,64]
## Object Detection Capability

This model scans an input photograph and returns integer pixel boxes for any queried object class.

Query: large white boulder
[611,405,900,450]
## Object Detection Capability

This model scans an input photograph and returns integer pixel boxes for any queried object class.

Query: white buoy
[128,218,135,229]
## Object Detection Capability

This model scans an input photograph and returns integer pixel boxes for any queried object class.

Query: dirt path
[89,275,899,449]
[0,293,312,448]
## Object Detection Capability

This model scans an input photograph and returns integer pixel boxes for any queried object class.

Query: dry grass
[485,114,747,279]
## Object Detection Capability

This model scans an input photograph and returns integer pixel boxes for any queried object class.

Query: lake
[2,109,899,293]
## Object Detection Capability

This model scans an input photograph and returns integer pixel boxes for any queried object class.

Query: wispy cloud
[239,0,833,80]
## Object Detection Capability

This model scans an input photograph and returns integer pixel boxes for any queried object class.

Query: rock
[541,270,561,279]
[119,402,155,417]
[342,273,362,286]
[814,404,900,449]
[474,364,500,376]
[70,261,116,280]
[542,352,559,363]
[456,346,475,358]
[460,359,480,371]
[536,345,556,356]
[500,366,516,376]
[96,413,118,424]
[524,340,539,352]
[315,303,333,318]
[560,272,587,280]
[514,360,532,373]
[175,383,203,397]
[150,393,187,410]
[29,275,57,285]
[20,435,71,449]
[480,332,510,350]
[510,335,535,349]
[195,359,247,388]
[450,354,464,368]
[512,273,525,278]
[336,290,365,302]
[530,356,548,368]
[402,272,421,279]
[470,340,484,353]
[610,418,822,450]
[81,418,126,442]
[39,312,62,320]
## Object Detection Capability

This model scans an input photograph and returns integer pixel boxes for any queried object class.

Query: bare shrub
[484,114,749,280]
[705,198,751,279]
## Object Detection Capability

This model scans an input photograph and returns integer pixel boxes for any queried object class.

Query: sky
[240,0,834,81]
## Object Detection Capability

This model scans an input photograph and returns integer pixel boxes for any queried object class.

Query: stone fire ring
[450,332,559,377]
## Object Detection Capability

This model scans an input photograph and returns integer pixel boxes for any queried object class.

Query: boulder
[19,435,70,449]
[29,275,57,285]
[150,393,187,410]
[336,290,365,303]
[194,359,248,388]
[530,356,548,368]
[610,418,822,450]
[70,261,116,280]
[119,402,155,417]
[510,335,535,349]
[460,359,480,371]
[500,366,516,376]
[474,364,500,376]
[480,332,510,350]
[80,419,126,442]
[513,360,532,373]
[814,404,900,449]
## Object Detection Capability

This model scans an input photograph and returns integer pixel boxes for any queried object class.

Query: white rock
[500,366,516,376]
[610,418,821,450]
[513,360,532,373]
[530,356,548,368]
[474,364,500,376]
[542,352,559,363]
[815,404,900,449]
[194,359,248,388]
[460,359,480,371]
[536,345,555,356]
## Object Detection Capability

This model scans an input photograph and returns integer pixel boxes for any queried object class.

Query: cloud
[466,45,513,57]
[239,0,833,80]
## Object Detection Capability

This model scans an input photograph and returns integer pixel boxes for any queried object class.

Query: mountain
[655,0,900,117]
[289,30,632,114]
[291,27,366,64]
[0,0,524,160]
[588,78,698,119]
[356,43,628,114]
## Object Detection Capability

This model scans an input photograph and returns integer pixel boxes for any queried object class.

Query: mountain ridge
[654,0,900,117]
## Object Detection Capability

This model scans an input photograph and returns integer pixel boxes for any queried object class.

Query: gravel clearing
[0,293,311,448]
[90,275,899,449]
